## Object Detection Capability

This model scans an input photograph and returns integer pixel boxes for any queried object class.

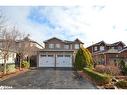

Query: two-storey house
[87,41,126,65]
[37,37,84,67]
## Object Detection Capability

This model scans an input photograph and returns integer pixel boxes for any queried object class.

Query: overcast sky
[1,0,127,47]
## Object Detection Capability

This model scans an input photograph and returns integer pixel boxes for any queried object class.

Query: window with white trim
[94,46,97,51]
[75,44,79,49]
[64,45,69,49]
[100,46,105,51]
[56,44,60,48]
[118,46,122,50]
[49,44,54,48]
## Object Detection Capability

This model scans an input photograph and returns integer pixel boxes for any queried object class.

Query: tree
[0,27,20,74]
[16,34,35,69]
[74,47,94,70]
[119,60,127,75]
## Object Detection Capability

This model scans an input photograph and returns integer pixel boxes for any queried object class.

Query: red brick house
[87,41,126,65]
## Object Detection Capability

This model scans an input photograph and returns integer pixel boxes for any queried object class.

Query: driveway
[0,68,96,89]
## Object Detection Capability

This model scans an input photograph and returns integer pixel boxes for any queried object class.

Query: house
[15,36,43,67]
[87,41,126,65]
[0,49,16,65]
[37,37,84,67]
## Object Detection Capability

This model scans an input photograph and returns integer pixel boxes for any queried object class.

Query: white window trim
[49,44,54,48]
[94,46,97,51]
[100,46,105,51]
[56,44,60,48]
[75,44,80,49]
[64,45,69,49]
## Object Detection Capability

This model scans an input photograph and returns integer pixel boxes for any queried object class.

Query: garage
[38,51,73,67]
[39,54,55,67]
[56,55,72,67]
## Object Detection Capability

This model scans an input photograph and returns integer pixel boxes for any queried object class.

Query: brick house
[37,37,84,67]
[87,41,126,65]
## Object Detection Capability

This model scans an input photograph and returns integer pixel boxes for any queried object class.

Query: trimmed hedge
[83,68,111,85]
[7,64,16,73]
[115,80,127,89]
[74,47,93,70]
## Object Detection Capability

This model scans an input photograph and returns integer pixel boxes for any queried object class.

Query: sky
[1,0,127,47]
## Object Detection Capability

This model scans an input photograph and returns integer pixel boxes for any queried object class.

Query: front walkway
[0,68,96,89]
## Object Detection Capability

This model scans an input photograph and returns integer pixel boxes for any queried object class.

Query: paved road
[0,68,96,89]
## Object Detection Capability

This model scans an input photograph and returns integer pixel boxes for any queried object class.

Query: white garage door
[39,54,55,67]
[56,55,72,67]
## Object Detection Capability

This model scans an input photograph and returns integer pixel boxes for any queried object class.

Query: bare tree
[17,34,35,67]
[0,27,20,74]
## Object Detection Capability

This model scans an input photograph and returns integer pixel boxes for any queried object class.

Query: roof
[93,49,119,55]
[74,38,84,44]
[43,37,84,44]
[43,37,63,43]
[39,48,75,52]
[111,41,126,46]
[87,41,126,48]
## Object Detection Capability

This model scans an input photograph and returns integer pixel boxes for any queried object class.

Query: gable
[44,37,63,43]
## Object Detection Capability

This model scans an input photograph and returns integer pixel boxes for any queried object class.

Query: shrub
[83,68,111,85]
[74,47,93,70]
[0,64,16,73]
[21,61,30,69]
[7,63,16,73]
[95,65,121,76]
[115,80,127,89]
[119,60,127,75]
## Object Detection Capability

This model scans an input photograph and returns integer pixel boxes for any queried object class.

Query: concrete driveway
[0,68,97,89]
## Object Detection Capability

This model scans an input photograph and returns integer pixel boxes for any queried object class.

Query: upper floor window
[64,45,69,49]
[118,46,122,50]
[49,44,54,48]
[56,44,60,48]
[70,44,72,49]
[111,47,114,49]
[94,46,97,51]
[100,46,105,51]
[75,44,79,49]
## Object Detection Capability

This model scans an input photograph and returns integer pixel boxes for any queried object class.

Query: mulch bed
[0,68,29,81]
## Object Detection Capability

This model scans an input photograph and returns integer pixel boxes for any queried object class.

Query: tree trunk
[19,58,22,70]
[3,57,7,75]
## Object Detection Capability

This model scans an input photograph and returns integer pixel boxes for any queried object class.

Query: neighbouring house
[15,36,43,67]
[87,41,126,65]
[37,37,84,67]
[0,49,16,71]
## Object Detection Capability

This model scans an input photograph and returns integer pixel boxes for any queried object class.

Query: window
[100,46,105,51]
[75,44,79,49]
[49,44,54,48]
[56,44,60,48]
[111,47,114,49]
[64,45,69,49]
[118,46,122,50]
[70,44,72,49]
[94,46,97,51]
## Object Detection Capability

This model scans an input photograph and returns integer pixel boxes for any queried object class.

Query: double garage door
[39,54,72,67]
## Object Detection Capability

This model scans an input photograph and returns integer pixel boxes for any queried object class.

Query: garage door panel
[56,55,72,67]
[39,54,55,67]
